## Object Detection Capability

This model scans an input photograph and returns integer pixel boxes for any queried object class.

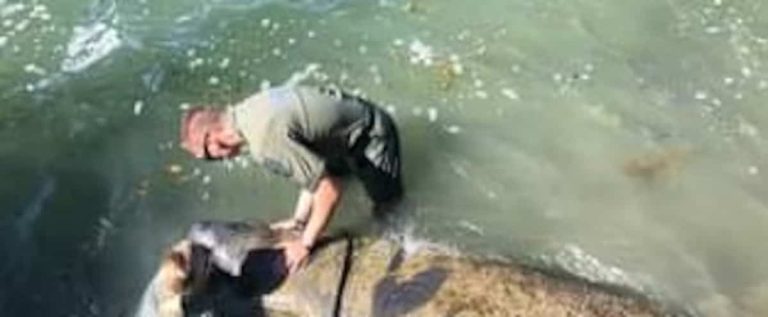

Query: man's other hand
[270,217,305,231]
[280,239,310,274]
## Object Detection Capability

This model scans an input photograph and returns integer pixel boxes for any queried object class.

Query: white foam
[23,63,46,76]
[544,244,643,290]
[188,57,204,69]
[427,107,438,122]
[61,22,122,73]
[408,39,434,66]
[457,220,485,236]
[741,67,752,78]
[737,119,758,137]
[0,3,25,18]
[175,14,193,23]
[30,4,49,20]
[218,57,230,69]
[501,88,519,100]
[14,18,29,32]
[133,100,144,115]
[449,54,464,74]
[445,125,462,134]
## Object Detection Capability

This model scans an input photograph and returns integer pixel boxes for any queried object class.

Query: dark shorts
[325,94,402,206]
[354,105,403,205]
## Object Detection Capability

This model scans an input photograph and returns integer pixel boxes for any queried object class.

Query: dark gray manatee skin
[262,238,692,317]
[135,220,297,317]
[186,220,283,276]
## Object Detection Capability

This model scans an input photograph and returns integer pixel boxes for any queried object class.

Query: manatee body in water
[138,220,688,317]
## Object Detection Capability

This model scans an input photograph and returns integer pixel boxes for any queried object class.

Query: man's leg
[354,108,404,220]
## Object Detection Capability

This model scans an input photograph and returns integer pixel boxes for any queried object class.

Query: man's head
[180,107,244,160]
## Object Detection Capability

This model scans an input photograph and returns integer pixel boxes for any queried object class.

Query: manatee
[137,220,690,317]
[136,220,295,317]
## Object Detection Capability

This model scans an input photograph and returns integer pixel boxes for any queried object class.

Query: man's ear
[219,124,244,147]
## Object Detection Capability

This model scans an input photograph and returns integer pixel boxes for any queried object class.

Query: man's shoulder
[234,90,270,110]
[237,86,314,108]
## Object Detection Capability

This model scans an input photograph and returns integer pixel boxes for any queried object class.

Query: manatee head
[135,240,192,317]
[137,220,296,317]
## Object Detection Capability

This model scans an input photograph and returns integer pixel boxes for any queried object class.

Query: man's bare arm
[293,189,313,224]
[282,175,342,273]
[271,189,313,230]
[301,175,342,248]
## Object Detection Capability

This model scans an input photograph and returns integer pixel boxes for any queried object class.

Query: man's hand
[280,239,310,275]
[270,217,305,231]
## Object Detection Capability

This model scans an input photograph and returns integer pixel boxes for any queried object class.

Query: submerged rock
[264,237,685,317]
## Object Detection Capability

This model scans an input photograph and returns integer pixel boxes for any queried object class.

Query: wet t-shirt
[232,86,370,190]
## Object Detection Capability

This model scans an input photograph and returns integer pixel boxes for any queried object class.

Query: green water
[2,0,768,316]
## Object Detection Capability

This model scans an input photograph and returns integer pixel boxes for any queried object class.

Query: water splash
[537,243,647,293]
[61,21,122,72]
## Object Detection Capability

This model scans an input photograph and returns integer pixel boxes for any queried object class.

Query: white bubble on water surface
[501,88,519,100]
[427,107,438,122]
[133,100,144,116]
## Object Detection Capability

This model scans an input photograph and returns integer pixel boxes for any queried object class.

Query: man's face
[181,109,243,161]
[200,130,241,161]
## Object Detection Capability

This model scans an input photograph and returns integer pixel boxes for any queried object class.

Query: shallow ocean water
[1,0,768,316]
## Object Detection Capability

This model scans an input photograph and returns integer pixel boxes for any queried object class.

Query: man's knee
[370,179,403,212]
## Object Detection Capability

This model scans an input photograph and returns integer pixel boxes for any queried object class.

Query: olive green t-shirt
[231,86,370,190]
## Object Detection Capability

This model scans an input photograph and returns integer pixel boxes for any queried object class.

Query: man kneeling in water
[180,85,403,274]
